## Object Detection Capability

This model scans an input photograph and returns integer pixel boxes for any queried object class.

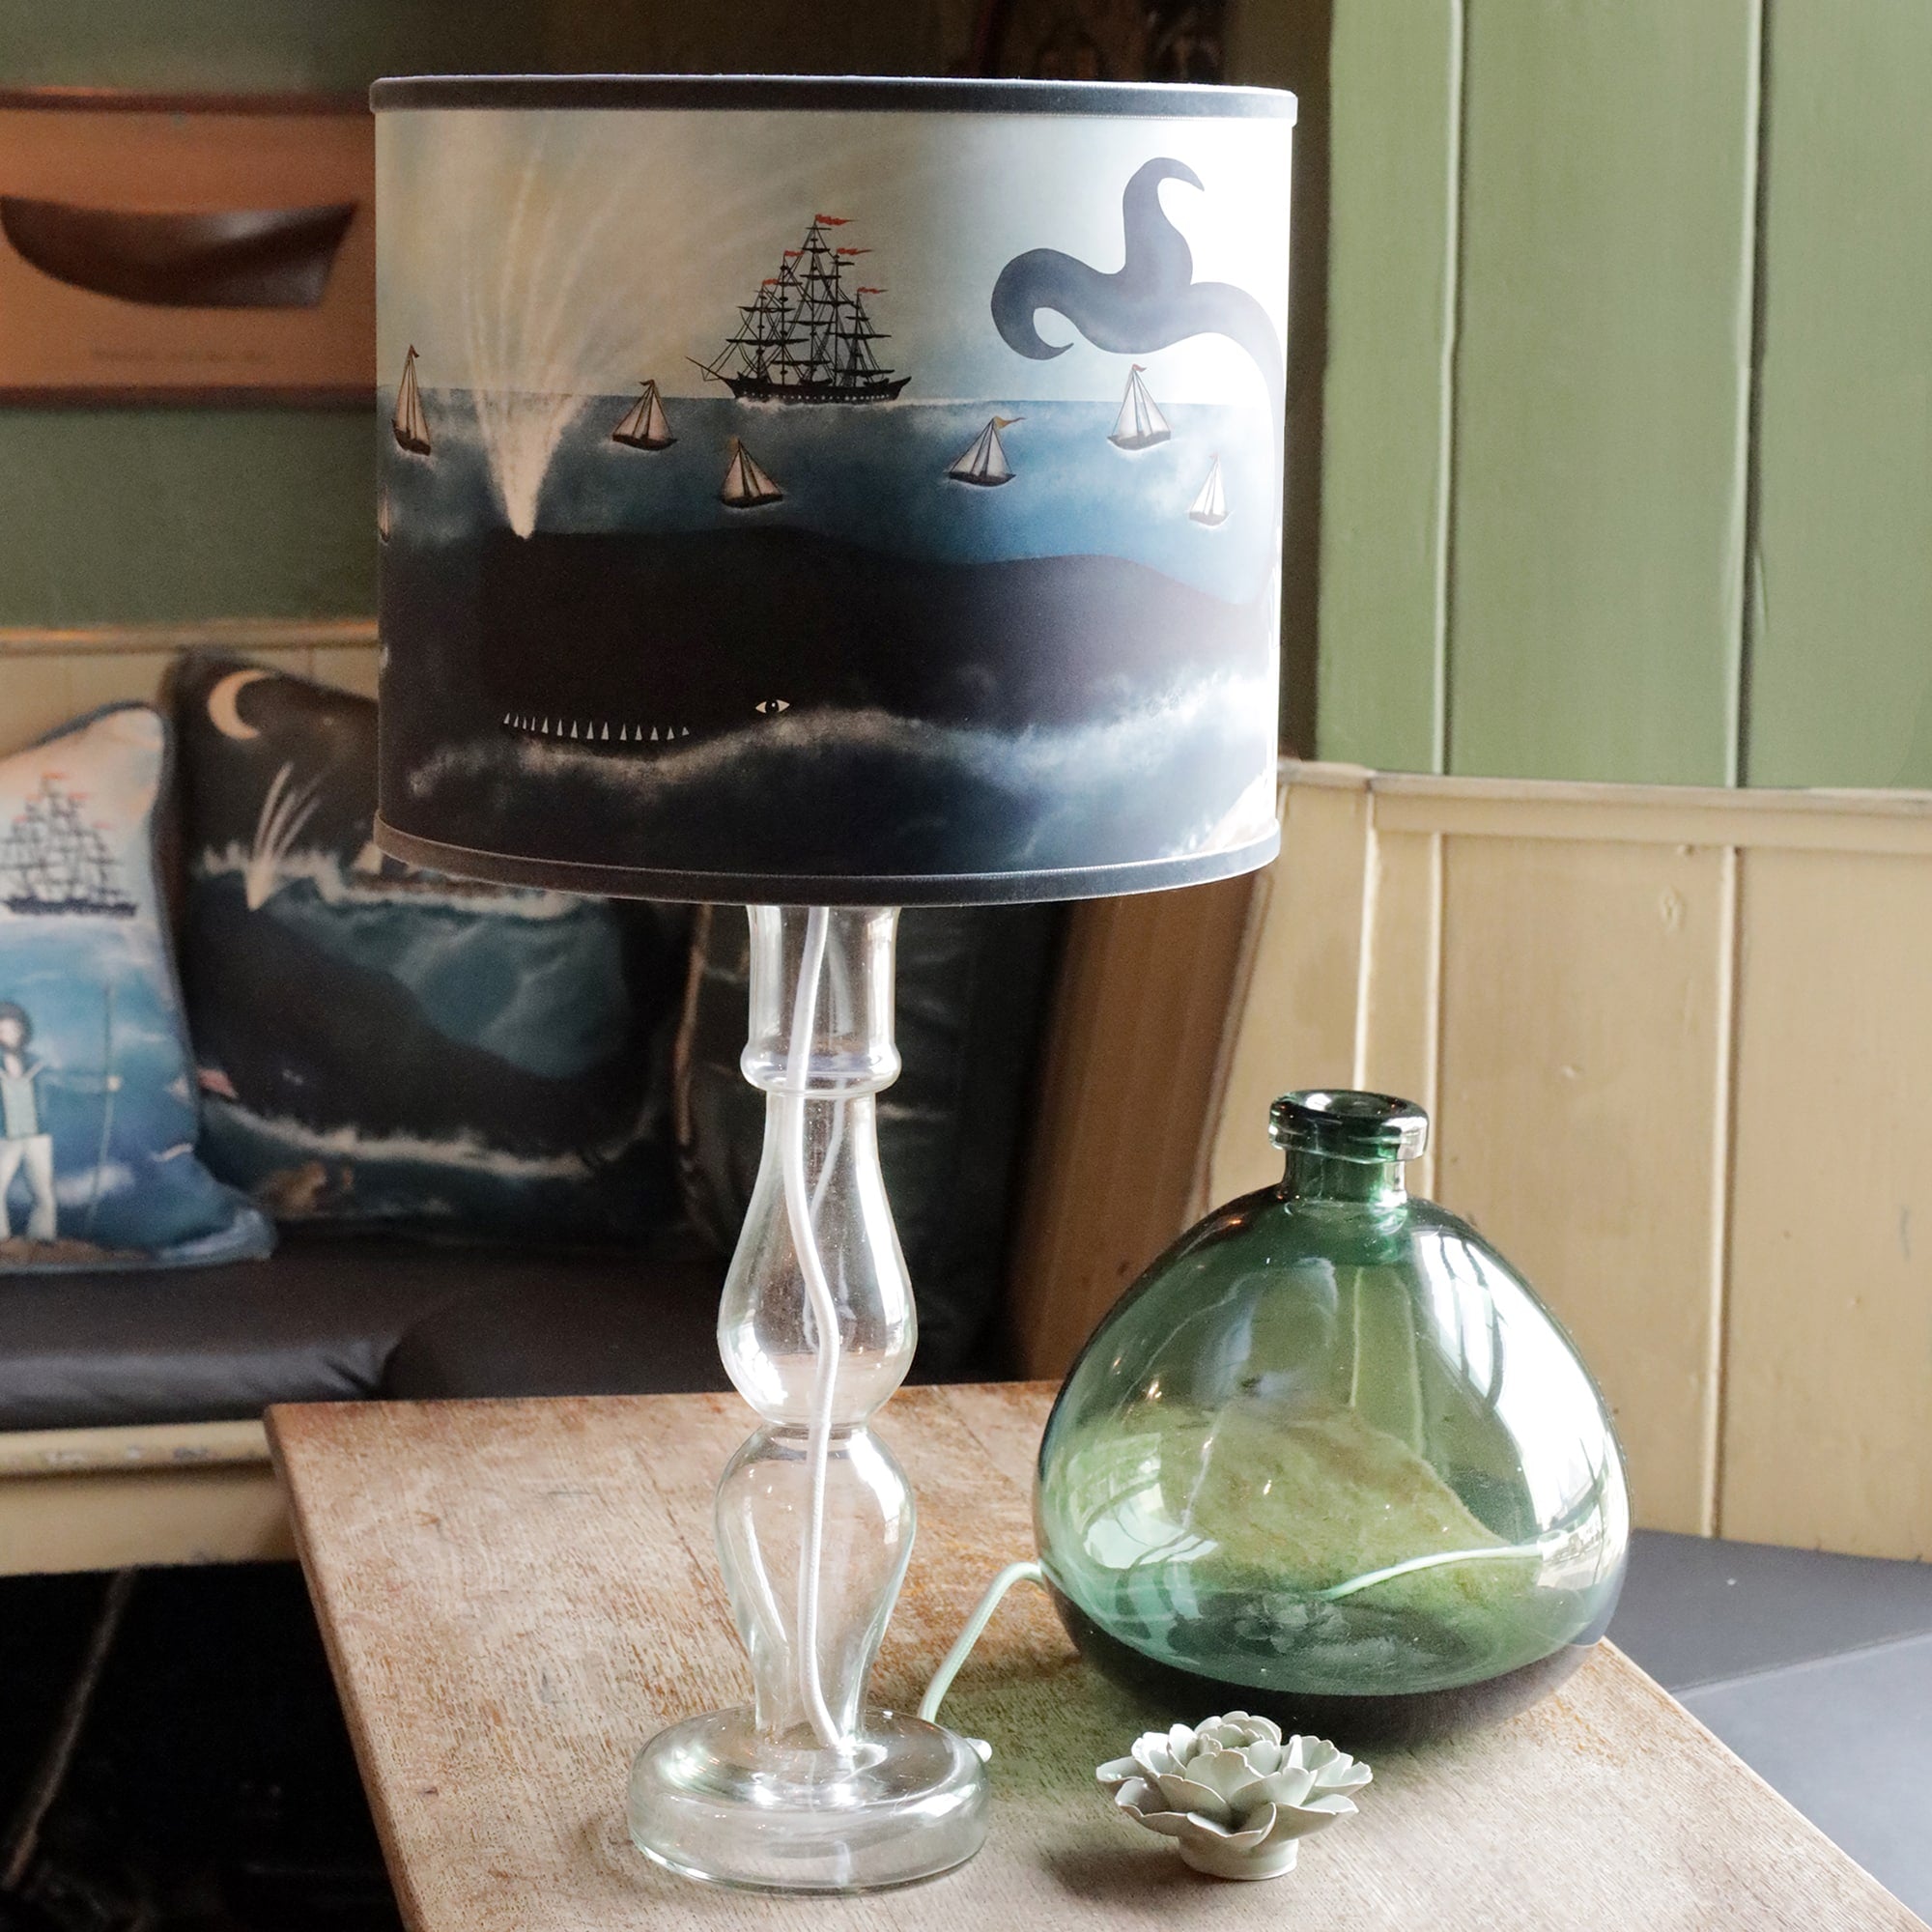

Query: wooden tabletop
[268,1384,1924,1932]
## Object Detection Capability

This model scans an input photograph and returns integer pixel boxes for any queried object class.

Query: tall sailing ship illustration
[696,218,909,403]
[611,379,675,450]
[948,416,1019,488]
[1,778,137,918]
[392,345,432,454]
[1109,365,1171,450]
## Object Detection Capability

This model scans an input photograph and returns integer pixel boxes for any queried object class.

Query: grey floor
[1609,1530,1932,1918]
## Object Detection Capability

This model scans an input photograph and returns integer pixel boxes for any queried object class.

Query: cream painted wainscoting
[1013,761,1932,1563]
[1214,764,1932,1557]
[0,618,380,756]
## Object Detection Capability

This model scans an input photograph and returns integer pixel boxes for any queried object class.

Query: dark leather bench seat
[0,1231,732,1434]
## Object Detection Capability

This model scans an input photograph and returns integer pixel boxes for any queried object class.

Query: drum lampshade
[372,76,1294,904]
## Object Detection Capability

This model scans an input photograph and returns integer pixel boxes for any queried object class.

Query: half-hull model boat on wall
[0,196,355,308]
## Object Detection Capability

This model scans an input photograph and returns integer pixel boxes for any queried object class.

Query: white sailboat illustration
[720,438,783,508]
[1108,364,1171,450]
[947,415,1019,488]
[611,379,675,450]
[1187,456,1228,527]
[391,346,431,455]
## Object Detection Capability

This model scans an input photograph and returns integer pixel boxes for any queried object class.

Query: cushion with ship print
[167,655,687,1242]
[0,705,273,1273]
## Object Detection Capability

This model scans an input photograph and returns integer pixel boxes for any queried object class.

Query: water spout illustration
[456,127,662,537]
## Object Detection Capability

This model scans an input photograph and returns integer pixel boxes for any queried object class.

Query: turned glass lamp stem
[779,904,842,1747]
[632,905,985,1893]
[717,904,916,1752]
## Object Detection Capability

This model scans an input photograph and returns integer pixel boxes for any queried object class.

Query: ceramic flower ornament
[1097,1713,1372,1880]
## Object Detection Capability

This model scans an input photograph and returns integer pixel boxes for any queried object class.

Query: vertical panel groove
[1710,844,1746,1537]
[1426,826,1445,1204]
[1734,0,1773,786]
[1437,0,1466,776]
[1351,826,1380,1084]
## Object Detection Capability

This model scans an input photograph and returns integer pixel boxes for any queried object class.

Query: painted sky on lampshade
[374,106,1293,410]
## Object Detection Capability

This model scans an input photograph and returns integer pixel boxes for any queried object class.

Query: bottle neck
[1279,1146,1408,1208]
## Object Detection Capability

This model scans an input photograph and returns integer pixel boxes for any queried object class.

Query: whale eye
[755,698,790,716]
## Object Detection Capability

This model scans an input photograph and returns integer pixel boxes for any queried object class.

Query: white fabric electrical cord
[781,906,843,1750]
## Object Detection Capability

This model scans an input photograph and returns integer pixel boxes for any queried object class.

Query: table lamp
[371,73,1293,1893]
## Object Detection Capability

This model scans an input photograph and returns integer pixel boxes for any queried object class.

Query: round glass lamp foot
[628,1707,989,1893]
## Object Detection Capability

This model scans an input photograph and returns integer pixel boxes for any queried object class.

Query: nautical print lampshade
[371,76,1295,904]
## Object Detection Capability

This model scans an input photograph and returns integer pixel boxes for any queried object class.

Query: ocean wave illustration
[203,1104,619,1183]
[406,667,1280,872]
[192,843,585,920]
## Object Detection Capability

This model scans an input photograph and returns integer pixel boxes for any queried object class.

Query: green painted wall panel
[3,0,541,93]
[1315,0,1460,774]
[1444,0,1759,784]
[0,412,376,623]
[1747,3,1932,788]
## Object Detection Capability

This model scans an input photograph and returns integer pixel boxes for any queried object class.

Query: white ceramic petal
[1241,1738,1285,1776]
[1225,1711,1283,1746]
[1096,1757,1142,1788]
[1167,1722,1198,1761]
[1187,1747,1264,1806]
[1250,1766,1318,1809]
[1265,1804,1346,1845]
[1129,1807,1196,1840]
[1293,1793,1359,1818]
[1182,1804,1278,1852]
[1109,1775,1153,1809]
[1317,1761,1374,1793]
[1153,1772,1230,1823]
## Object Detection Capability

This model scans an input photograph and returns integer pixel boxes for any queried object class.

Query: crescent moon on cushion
[207,668,270,741]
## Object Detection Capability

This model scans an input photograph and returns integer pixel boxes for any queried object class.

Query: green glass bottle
[1036,1091,1630,1744]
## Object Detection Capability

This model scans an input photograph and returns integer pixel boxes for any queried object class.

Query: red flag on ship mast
[837,246,871,256]
[813,213,849,224]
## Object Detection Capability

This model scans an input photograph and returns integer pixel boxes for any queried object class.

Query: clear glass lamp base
[631,908,990,1894]
[627,1706,989,1892]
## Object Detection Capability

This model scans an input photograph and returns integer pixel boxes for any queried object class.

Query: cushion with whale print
[0,704,273,1272]
[168,655,686,1242]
